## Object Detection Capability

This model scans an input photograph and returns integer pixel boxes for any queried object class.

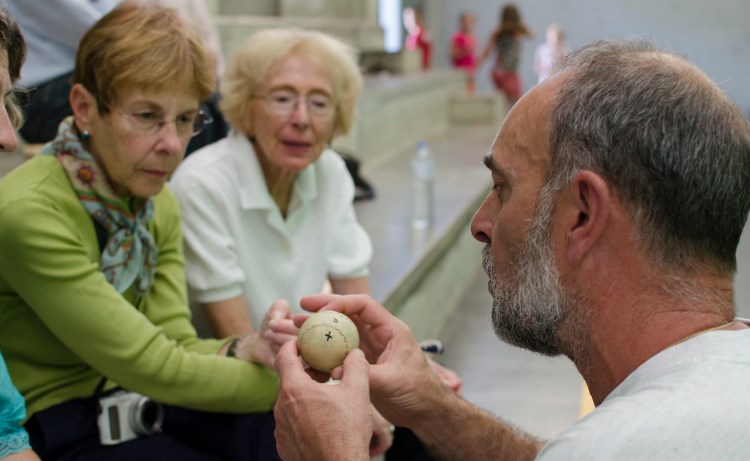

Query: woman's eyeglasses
[117,108,213,137]
[253,90,335,119]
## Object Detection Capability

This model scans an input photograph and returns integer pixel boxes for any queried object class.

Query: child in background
[478,4,532,104]
[451,11,477,94]
[534,24,569,83]
[404,6,432,70]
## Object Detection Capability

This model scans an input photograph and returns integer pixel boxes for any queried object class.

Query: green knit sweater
[0,156,278,420]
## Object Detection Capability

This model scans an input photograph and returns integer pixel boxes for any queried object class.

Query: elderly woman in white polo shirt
[172,29,406,456]
[170,27,370,341]
[172,29,464,459]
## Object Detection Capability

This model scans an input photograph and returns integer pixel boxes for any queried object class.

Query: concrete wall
[433,0,750,116]
[333,70,466,169]
[214,0,384,57]
[217,15,385,58]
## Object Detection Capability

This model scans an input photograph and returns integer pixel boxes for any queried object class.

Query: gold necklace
[666,321,735,349]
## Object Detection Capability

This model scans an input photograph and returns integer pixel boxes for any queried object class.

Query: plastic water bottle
[411,140,435,229]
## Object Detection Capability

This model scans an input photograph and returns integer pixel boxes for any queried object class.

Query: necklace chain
[666,321,735,349]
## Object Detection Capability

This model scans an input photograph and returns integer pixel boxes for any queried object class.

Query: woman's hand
[369,406,395,457]
[428,359,463,396]
[264,299,300,353]
[233,300,297,369]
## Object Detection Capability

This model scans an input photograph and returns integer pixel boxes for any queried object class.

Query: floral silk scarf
[41,117,158,296]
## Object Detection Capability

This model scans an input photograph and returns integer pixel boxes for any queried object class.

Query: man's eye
[492,183,507,200]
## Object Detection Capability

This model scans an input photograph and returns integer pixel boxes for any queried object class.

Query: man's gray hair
[547,39,750,274]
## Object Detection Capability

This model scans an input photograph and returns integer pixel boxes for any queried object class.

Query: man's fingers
[300,294,395,330]
[340,348,370,391]
[275,339,304,379]
[292,313,311,328]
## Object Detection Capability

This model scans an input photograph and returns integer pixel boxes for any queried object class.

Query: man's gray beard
[482,194,565,356]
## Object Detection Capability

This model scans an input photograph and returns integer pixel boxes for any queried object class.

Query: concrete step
[451,91,509,126]
[334,70,509,172]
[216,15,385,58]
[216,0,377,19]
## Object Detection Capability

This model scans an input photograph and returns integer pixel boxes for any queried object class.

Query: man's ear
[69,83,97,134]
[561,170,611,264]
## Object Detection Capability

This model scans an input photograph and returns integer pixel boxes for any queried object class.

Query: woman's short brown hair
[221,28,363,137]
[73,1,215,113]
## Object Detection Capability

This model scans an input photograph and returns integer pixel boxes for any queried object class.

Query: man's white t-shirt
[538,327,750,460]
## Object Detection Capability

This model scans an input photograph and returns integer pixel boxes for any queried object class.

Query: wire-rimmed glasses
[253,89,335,119]
[117,108,213,137]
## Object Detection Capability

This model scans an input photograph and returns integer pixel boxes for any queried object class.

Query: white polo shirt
[170,132,371,336]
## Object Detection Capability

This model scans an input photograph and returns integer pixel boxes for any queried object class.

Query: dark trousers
[25,397,280,461]
[25,396,432,460]
[386,427,435,461]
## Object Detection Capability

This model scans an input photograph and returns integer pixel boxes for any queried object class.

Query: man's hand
[274,341,372,461]
[284,294,543,461]
[297,294,452,428]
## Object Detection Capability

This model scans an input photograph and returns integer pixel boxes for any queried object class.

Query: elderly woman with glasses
[0,4,294,460]
[172,26,401,455]
[171,28,372,341]
[171,28,463,459]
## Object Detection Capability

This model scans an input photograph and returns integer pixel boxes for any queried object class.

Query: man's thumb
[340,348,369,389]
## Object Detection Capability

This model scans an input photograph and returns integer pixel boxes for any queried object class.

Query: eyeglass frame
[116,107,213,138]
[252,89,336,119]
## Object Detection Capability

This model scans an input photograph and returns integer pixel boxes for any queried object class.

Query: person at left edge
[0,3,296,460]
[0,5,41,461]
